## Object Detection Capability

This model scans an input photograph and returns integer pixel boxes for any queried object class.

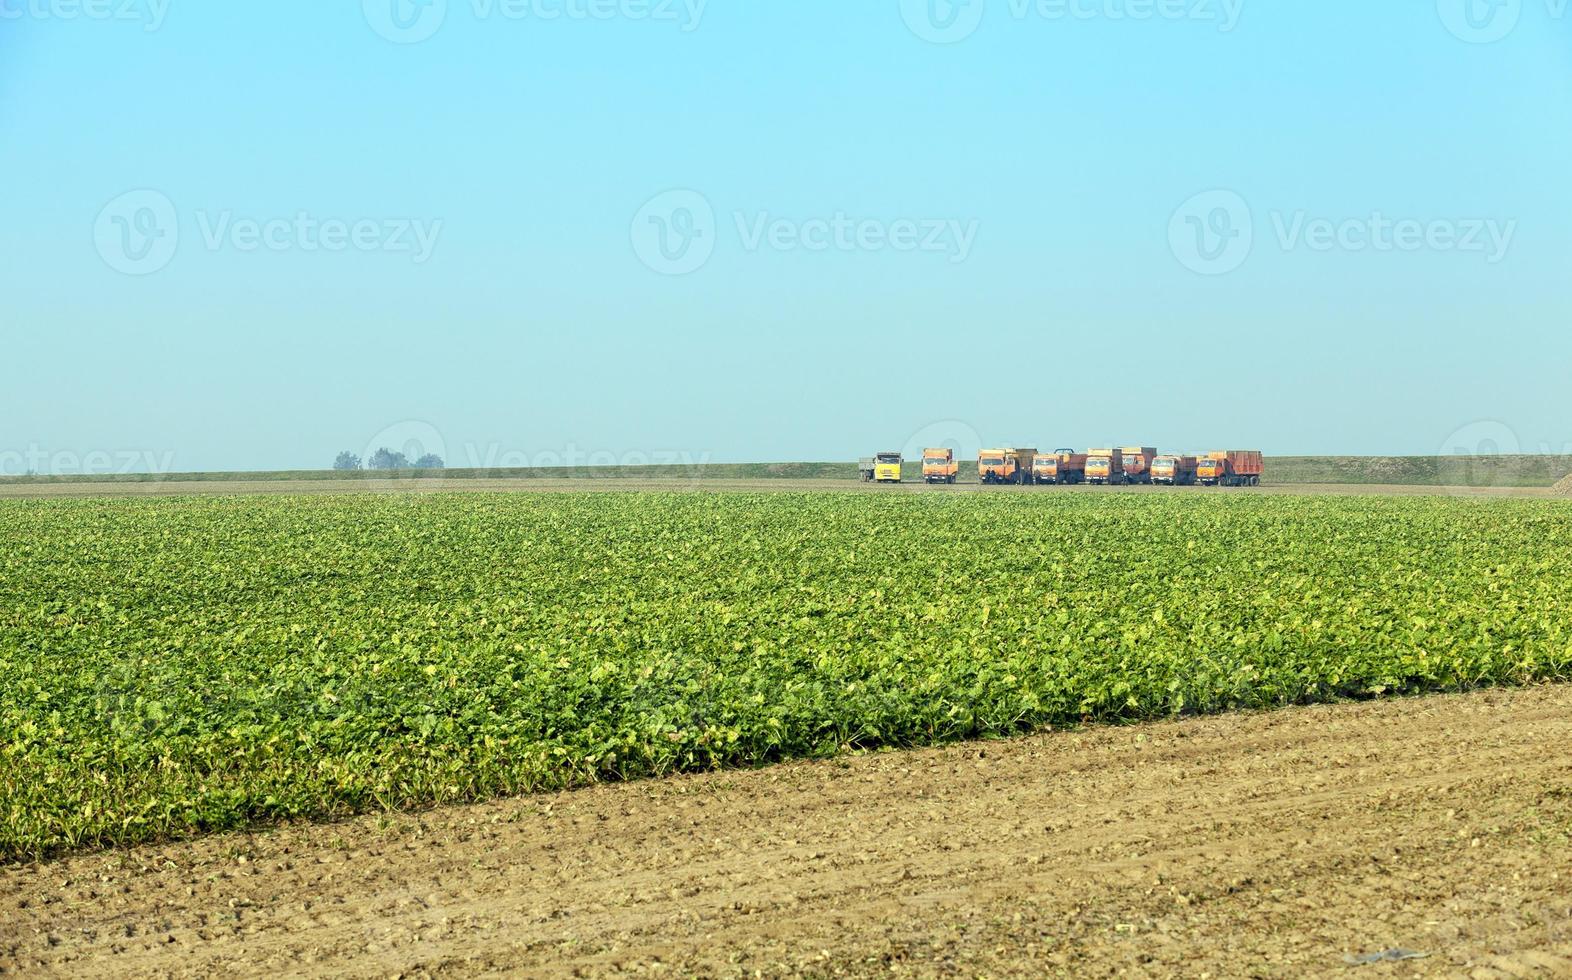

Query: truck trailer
[1197,450,1264,487]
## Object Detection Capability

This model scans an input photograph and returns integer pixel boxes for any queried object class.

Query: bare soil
[4,685,1570,978]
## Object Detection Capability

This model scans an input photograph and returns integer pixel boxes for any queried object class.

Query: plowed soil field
[5,684,1570,978]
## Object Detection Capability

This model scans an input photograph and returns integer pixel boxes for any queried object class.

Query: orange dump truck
[1197,450,1264,487]
[1033,448,1087,485]
[922,448,958,484]
[1085,448,1124,485]
[1151,454,1197,486]
[1120,447,1158,484]
[979,447,1038,485]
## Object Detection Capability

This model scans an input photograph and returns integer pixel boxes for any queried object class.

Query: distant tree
[333,451,362,471]
[413,453,445,469]
[367,447,410,470]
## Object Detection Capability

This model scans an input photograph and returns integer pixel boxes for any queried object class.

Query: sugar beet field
[2,491,1569,860]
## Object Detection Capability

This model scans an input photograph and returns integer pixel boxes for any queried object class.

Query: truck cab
[1032,453,1058,484]
[1120,447,1158,485]
[974,449,1012,484]
[1035,449,1086,485]
[873,452,903,483]
[1196,455,1226,485]
[1151,454,1197,485]
[979,448,1037,485]
[978,449,1017,485]
[1085,448,1124,485]
[922,448,958,484]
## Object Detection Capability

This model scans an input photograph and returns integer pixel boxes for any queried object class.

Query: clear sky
[3,1,1570,474]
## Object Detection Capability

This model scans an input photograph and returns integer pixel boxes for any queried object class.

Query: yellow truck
[979,447,1038,485]
[872,451,904,483]
[922,448,958,484]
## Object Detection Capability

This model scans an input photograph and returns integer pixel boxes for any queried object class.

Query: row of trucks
[893,448,1264,486]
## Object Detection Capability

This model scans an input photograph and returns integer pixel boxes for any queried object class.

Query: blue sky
[3,1,1570,474]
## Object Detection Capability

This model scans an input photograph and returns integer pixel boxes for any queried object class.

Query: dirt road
[0,477,1557,500]
[4,685,1570,978]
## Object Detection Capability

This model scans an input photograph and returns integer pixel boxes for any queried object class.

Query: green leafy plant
[1,491,1568,859]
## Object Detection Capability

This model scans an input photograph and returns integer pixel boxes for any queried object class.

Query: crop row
[1,491,1569,859]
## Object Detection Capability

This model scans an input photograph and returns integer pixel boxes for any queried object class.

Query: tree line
[333,449,445,471]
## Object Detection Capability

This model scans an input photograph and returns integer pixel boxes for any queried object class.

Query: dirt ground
[0,477,1559,500]
[3,685,1570,978]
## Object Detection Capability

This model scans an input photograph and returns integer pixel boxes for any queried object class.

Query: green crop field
[2,491,1570,860]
